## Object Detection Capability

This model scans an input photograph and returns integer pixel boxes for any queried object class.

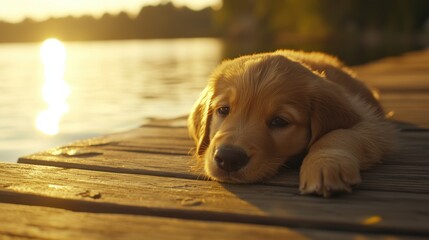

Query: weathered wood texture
[1,50,428,239]
[3,202,419,240]
[2,163,428,233]
[0,202,314,240]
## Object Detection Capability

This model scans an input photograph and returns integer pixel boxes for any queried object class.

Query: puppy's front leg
[299,127,381,197]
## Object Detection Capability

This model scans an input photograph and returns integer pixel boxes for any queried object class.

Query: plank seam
[18,159,198,180]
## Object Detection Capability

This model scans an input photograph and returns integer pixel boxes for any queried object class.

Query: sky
[0,0,222,23]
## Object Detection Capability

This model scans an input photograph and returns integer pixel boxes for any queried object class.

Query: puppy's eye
[269,117,289,128]
[217,106,230,116]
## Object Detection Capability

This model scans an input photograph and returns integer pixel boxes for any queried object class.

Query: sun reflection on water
[36,38,70,135]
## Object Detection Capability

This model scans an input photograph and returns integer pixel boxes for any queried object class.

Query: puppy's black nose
[214,145,250,172]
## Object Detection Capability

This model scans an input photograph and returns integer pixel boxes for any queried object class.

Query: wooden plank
[18,129,429,193]
[361,75,429,91]
[353,49,429,91]
[1,163,428,236]
[18,148,429,194]
[2,203,420,240]
[67,126,192,155]
[352,49,429,128]
[380,93,429,128]
[0,202,322,240]
[19,148,195,179]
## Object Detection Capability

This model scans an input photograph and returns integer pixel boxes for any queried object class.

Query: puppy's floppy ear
[309,79,360,146]
[188,86,213,157]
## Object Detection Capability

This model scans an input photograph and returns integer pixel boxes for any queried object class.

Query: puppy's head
[188,53,358,183]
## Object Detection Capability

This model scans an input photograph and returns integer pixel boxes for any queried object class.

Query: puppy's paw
[299,154,361,197]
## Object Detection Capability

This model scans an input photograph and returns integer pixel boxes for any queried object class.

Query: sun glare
[36,38,70,136]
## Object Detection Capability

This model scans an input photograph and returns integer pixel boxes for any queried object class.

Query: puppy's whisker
[281,163,291,168]
[251,159,282,181]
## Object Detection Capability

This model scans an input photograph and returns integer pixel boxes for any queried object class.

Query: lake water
[0,38,222,162]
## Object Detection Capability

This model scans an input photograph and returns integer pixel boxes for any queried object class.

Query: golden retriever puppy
[188,50,396,197]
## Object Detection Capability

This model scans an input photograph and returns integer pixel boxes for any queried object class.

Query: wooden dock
[1,50,429,239]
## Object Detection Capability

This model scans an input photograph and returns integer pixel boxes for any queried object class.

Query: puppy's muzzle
[214,145,250,172]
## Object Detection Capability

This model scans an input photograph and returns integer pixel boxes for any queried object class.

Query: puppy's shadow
[216,159,385,233]
[217,157,321,218]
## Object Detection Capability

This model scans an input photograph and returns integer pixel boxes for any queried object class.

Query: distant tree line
[0,0,428,44]
[0,2,216,43]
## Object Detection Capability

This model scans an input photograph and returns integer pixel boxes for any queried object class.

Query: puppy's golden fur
[188,50,396,197]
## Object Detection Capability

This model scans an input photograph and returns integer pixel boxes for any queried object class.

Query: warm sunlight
[362,215,382,225]
[36,38,70,136]
[0,0,221,23]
